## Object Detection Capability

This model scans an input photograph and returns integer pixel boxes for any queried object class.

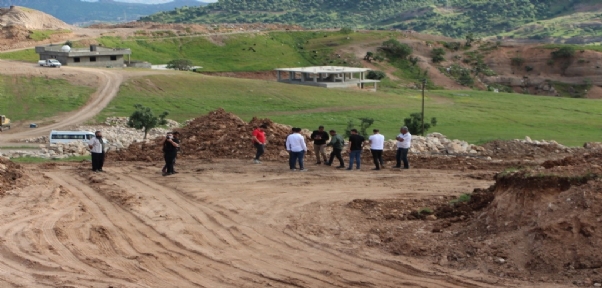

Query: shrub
[403,112,437,135]
[379,39,413,59]
[339,27,353,34]
[366,70,386,80]
[458,71,474,86]
[511,57,525,66]
[551,46,576,59]
[431,48,446,63]
[450,193,471,205]
[525,66,534,72]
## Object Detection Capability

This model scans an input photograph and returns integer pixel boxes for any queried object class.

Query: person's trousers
[371,149,383,169]
[254,143,265,160]
[289,151,305,169]
[164,151,176,174]
[396,148,410,169]
[162,154,177,172]
[348,150,361,169]
[328,148,344,167]
[314,144,327,162]
[91,152,104,171]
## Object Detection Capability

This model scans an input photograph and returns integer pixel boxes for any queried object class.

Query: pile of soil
[111,108,297,162]
[481,139,575,160]
[0,158,25,196]
[349,152,602,285]
[0,6,72,30]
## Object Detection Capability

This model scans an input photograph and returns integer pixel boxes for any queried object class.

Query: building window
[90,57,97,62]
[74,57,80,63]
[110,55,117,61]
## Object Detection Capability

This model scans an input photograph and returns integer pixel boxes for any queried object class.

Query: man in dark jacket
[310,125,329,164]
[326,130,345,169]
[162,132,180,176]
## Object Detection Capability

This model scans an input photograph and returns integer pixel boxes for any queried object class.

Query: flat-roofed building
[275,66,380,91]
[35,44,132,67]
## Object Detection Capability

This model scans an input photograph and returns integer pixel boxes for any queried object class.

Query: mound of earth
[0,157,25,196]
[111,108,297,162]
[0,6,72,30]
[348,152,602,285]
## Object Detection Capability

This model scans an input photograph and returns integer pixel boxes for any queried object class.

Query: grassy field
[0,75,95,122]
[98,74,602,146]
[29,29,72,41]
[0,49,38,62]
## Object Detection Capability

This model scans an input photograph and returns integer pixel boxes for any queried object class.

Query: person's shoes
[290,168,297,171]
[346,168,352,170]
[93,169,99,173]
[98,169,104,172]
[300,168,307,172]
[324,162,332,166]
[371,168,380,171]
[253,159,261,164]
[162,168,167,173]
[392,166,401,169]
[336,166,345,169]
[403,167,410,170]
[173,171,179,174]
[316,162,321,165]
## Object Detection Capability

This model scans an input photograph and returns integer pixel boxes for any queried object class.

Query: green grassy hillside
[0,75,95,122]
[99,74,602,146]
[141,0,597,39]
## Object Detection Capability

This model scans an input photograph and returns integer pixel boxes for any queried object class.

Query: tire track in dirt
[96,165,498,288]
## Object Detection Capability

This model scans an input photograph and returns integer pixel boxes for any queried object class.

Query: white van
[49,130,108,144]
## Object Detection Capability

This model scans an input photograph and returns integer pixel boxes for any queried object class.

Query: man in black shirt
[347,129,365,170]
[310,125,330,164]
[162,132,180,176]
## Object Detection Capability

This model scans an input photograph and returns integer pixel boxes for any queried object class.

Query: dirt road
[0,159,565,288]
[0,60,123,143]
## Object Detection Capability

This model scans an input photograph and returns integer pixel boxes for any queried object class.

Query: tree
[465,33,475,47]
[431,48,446,63]
[379,39,413,59]
[458,71,474,86]
[551,46,575,59]
[127,104,169,139]
[366,70,386,80]
[344,117,374,138]
[403,113,437,136]
[167,59,193,71]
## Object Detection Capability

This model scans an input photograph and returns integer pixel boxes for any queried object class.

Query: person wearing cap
[252,124,267,164]
[368,129,385,170]
[395,126,412,169]
[310,125,329,164]
[88,130,105,172]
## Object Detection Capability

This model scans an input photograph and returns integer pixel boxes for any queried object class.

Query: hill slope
[140,0,601,39]
[0,0,207,24]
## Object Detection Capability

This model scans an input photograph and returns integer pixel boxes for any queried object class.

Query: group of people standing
[252,125,412,172]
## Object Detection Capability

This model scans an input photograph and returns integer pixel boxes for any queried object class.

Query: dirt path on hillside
[0,159,562,288]
[0,60,123,143]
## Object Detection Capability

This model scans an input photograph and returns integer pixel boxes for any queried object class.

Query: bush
[379,39,413,59]
[403,112,437,135]
[551,46,576,59]
[366,70,386,80]
[166,59,193,71]
[525,65,534,72]
[431,48,446,63]
[450,193,471,205]
[511,57,525,66]
[458,71,474,86]
[339,27,353,34]
[443,41,462,51]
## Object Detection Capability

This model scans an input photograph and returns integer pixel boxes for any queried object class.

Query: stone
[495,258,506,264]
[525,136,532,143]
[426,215,437,221]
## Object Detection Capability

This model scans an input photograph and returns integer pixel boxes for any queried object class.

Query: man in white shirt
[395,126,412,169]
[368,129,385,170]
[286,127,308,171]
[88,130,105,172]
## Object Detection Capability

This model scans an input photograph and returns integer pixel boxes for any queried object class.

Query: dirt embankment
[342,151,602,286]
[0,157,26,196]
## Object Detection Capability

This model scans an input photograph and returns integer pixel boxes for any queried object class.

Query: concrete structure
[35,44,132,68]
[275,66,380,91]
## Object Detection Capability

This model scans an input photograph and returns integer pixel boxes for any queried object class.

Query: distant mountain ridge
[0,0,207,25]
[139,0,601,40]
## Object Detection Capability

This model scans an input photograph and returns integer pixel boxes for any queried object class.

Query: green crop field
[99,74,602,147]
[0,75,95,122]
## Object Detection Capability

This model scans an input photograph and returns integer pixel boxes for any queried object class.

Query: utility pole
[421,78,426,136]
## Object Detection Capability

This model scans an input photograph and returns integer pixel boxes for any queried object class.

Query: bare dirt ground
[0,157,570,288]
